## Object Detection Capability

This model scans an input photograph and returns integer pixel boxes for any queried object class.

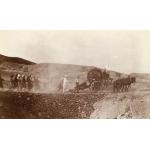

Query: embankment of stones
[0,91,105,119]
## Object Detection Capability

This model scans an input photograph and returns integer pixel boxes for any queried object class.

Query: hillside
[0,54,35,65]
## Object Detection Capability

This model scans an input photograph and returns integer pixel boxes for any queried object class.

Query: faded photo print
[0,30,149,119]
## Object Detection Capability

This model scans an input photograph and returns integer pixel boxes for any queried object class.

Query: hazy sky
[0,30,149,73]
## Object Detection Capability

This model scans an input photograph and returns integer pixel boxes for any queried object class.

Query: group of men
[10,73,40,91]
[0,72,41,92]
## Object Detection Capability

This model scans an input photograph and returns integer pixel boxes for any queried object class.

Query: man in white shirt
[62,75,68,93]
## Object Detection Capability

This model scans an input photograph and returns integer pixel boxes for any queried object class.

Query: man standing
[62,75,68,93]
[0,73,4,89]
[75,76,80,93]
[21,74,27,91]
[17,73,21,91]
[10,74,14,89]
[27,75,33,91]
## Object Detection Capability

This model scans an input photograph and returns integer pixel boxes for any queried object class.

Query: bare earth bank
[90,91,150,119]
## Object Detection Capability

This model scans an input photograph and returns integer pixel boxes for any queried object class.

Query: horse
[102,72,110,88]
[113,76,136,92]
[113,79,122,92]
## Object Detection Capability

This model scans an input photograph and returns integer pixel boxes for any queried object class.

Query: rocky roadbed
[90,91,150,119]
[0,91,106,119]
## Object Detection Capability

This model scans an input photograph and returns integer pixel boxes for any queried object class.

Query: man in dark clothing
[10,74,14,89]
[0,73,4,89]
[75,76,80,93]
[103,69,107,79]
[22,75,27,90]
[27,75,33,91]
[14,74,18,89]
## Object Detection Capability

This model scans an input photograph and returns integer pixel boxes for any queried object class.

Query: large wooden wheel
[87,68,103,83]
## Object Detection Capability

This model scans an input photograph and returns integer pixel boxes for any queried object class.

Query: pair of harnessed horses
[113,76,136,92]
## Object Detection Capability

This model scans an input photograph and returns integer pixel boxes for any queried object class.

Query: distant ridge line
[0,53,35,65]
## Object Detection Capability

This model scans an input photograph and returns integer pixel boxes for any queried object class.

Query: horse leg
[121,85,123,92]
[125,85,127,92]
[113,86,115,93]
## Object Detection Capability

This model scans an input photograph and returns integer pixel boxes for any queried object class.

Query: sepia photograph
[1,0,150,150]
[0,30,150,119]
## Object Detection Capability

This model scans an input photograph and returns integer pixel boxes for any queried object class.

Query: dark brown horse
[113,76,136,92]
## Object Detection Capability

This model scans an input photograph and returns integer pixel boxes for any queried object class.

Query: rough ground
[0,89,150,119]
[90,91,150,119]
[0,91,106,119]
